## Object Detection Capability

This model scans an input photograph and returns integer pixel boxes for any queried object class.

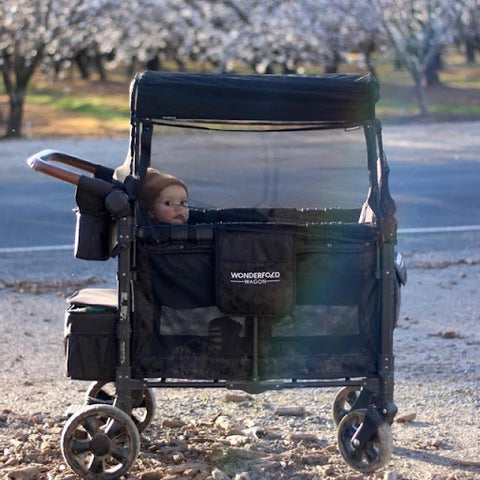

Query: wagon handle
[26,149,98,186]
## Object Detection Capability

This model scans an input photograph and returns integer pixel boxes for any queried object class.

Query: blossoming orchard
[1,0,479,137]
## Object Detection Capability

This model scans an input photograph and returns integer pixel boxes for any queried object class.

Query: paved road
[0,122,479,280]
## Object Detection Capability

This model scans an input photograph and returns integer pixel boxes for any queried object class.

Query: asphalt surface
[1,121,479,281]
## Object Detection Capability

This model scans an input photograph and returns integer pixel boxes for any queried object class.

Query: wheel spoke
[82,416,101,436]
[364,444,379,463]
[70,438,91,454]
[110,446,129,464]
[349,446,364,463]
[88,455,105,473]
[106,419,125,439]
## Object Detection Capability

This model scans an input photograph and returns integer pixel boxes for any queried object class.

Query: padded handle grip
[26,149,98,185]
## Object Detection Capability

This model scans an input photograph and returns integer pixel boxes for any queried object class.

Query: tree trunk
[1,47,44,138]
[424,50,442,86]
[5,91,26,137]
[411,65,429,116]
[126,56,138,78]
[93,52,107,81]
[424,62,441,86]
[465,39,476,63]
[325,51,341,74]
[74,50,91,79]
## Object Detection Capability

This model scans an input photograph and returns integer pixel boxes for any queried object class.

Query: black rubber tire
[85,381,156,433]
[332,386,361,425]
[61,404,140,480]
[337,409,393,473]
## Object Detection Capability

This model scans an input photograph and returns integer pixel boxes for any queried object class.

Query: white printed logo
[230,271,281,285]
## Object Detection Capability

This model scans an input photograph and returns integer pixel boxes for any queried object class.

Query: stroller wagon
[27,72,405,478]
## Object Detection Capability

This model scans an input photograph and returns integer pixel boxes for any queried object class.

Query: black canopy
[130,72,379,129]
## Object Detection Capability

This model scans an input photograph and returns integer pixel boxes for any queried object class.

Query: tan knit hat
[141,167,188,207]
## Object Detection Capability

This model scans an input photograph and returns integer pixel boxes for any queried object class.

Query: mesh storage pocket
[64,307,117,380]
[216,228,295,315]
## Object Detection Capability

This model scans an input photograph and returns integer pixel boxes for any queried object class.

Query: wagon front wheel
[337,409,393,473]
[61,404,140,480]
[86,381,156,433]
[332,386,361,425]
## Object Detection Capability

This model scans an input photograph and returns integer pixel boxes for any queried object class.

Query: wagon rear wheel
[86,381,156,433]
[61,404,140,480]
[337,409,393,473]
[332,386,361,425]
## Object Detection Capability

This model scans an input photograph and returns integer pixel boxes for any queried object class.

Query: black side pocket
[64,307,117,380]
[215,228,295,316]
[74,209,112,261]
[74,176,114,261]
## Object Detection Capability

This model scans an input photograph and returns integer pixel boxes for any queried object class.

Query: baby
[142,167,189,224]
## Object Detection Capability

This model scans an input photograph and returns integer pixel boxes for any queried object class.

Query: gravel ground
[1,123,479,479]
[0,248,479,480]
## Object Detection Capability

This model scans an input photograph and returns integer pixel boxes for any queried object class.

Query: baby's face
[149,184,189,224]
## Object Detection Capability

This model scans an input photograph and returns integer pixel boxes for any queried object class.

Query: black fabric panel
[296,245,375,305]
[131,220,379,380]
[131,72,378,125]
[215,228,295,315]
[74,176,115,261]
[138,242,215,310]
[64,308,117,380]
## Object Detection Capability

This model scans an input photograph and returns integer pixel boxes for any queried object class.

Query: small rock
[322,464,336,476]
[383,472,398,480]
[139,472,163,480]
[6,466,42,480]
[226,434,250,446]
[214,415,236,431]
[224,393,251,403]
[226,448,264,460]
[233,473,250,480]
[442,331,458,339]
[395,413,416,423]
[254,427,281,439]
[211,468,229,480]
[430,437,442,448]
[301,453,329,465]
[287,432,320,443]
[162,418,186,428]
[172,451,185,463]
[274,406,305,417]
[3,457,19,467]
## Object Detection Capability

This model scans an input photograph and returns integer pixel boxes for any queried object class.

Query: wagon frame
[27,71,403,477]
